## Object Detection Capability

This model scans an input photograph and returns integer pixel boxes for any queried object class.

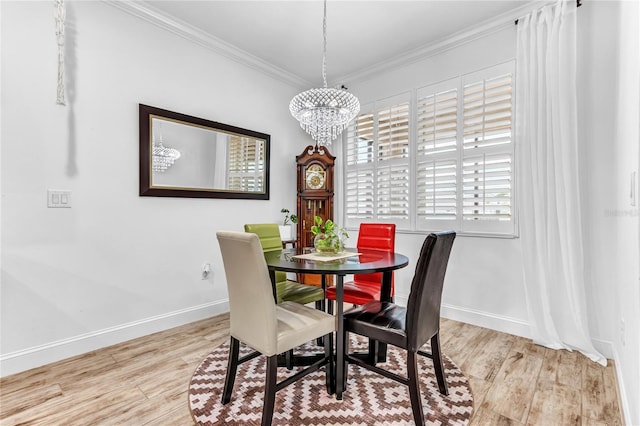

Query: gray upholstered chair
[217,231,335,426]
[342,231,456,426]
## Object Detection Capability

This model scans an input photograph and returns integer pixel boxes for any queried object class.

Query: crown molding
[103,0,312,88]
[334,1,542,86]
[104,0,543,90]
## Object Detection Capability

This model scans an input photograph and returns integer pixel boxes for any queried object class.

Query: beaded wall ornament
[55,0,65,105]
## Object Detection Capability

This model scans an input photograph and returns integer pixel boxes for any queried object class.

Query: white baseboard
[611,346,636,426]
[591,338,615,361]
[0,300,229,378]
[440,303,531,339]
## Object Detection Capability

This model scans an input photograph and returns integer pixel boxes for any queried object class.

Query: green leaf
[325,220,334,232]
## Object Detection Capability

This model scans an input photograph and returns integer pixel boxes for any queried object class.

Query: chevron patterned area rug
[189,336,473,425]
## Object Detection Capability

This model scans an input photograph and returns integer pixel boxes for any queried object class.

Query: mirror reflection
[139,104,270,200]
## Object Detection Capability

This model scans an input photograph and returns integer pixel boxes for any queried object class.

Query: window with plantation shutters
[460,64,514,234]
[343,61,515,236]
[344,94,411,227]
[416,79,459,230]
[227,135,265,192]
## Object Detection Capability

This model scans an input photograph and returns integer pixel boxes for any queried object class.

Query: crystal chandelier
[152,132,181,173]
[289,0,360,146]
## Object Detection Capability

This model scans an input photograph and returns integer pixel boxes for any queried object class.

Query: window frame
[342,61,517,237]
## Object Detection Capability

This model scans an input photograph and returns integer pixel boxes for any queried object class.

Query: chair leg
[221,336,240,404]
[342,331,349,391]
[316,300,325,346]
[430,333,449,395]
[327,299,334,315]
[262,355,278,426]
[285,349,294,370]
[367,338,379,366]
[373,297,393,363]
[407,351,425,426]
[325,331,335,394]
[376,342,388,363]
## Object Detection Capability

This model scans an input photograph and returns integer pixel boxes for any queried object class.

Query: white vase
[279,225,293,241]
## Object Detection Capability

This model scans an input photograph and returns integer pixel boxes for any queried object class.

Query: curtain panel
[515,0,606,365]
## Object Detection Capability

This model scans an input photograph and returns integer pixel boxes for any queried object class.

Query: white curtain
[516,0,606,365]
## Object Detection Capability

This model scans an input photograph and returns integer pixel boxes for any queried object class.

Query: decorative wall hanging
[54,0,66,105]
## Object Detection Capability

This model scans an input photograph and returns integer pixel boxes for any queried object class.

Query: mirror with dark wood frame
[139,104,270,200]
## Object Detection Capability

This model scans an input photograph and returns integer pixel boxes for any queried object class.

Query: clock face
[305,164,326,189]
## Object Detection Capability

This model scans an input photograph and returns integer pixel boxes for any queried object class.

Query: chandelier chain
[322,0,327,89]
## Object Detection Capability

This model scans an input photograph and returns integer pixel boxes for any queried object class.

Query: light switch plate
[48,190,72,208]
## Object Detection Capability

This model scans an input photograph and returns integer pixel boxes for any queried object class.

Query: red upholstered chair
[325,223,396,309]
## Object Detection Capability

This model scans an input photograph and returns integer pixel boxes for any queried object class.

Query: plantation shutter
[416,159,457,222]
[377,102,410,161]
[416,79,458,230]
[345,107,375,224]
[377,164,410,220]
[463,74,513,150]
[345,169,375,220]
[416,85,457,157]
[345,95,410,227]
[462,153,512,221]
[376,98,410,221]
[227,136,264,192]
[461,63,514,234]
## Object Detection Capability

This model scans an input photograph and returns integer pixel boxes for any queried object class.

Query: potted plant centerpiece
[310,215,349,254]
[279,208,297,241]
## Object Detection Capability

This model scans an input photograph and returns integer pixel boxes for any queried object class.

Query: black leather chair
[342,231,456,426]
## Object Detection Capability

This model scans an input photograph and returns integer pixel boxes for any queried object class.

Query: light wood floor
[0,314,623,425]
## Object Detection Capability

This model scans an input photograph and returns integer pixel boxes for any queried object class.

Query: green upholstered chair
[244,223,325,305]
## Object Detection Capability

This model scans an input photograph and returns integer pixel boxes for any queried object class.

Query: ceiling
[134,1,540,87]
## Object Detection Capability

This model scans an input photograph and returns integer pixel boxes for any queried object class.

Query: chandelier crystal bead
[152,138,181,173]
[289,87,360,146]
[289,0,360,146]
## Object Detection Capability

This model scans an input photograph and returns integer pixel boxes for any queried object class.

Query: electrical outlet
[620,318,626,346]
[201,263,211,280]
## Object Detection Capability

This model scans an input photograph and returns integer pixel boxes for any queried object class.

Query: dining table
[264,246,409,400]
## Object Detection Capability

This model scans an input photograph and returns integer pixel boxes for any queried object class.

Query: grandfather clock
[296,144,335,249]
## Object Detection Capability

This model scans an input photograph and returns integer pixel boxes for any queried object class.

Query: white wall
[579,1,640,424]
[0,0,306,375]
